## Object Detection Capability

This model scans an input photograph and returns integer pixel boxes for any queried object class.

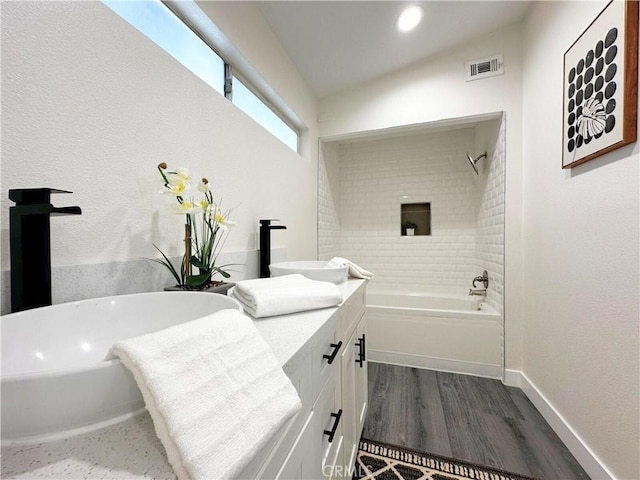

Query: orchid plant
[152,162,235,288]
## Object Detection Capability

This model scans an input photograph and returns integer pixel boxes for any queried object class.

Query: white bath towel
[112,309,301,480]
[327,257,375,280]
[228,274,342,318]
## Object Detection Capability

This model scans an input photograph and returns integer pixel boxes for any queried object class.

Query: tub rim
[366,290,501,320]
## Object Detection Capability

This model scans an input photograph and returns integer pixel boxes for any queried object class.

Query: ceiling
[256,1,532,98]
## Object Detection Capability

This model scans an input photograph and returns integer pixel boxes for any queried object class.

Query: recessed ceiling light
[396,5,424,33]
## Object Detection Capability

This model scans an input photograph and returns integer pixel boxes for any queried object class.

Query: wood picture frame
[562,0,638,169]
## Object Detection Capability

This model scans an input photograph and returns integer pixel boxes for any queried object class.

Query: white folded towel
[228,274,342,318]
[327,257,375,280]
[112,309,301,480]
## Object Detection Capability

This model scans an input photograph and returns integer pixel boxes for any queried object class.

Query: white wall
[0,1,318,308]
[319,23,524,370]
[522,2,639,478]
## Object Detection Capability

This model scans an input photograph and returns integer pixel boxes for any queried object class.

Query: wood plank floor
[363,362,590,479]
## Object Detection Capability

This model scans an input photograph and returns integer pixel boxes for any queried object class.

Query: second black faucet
[259,219,287,278]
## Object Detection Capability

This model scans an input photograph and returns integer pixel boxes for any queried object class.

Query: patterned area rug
[355,438,539,480]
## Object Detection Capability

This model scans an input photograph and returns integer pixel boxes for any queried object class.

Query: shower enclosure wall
[318,114,506,375]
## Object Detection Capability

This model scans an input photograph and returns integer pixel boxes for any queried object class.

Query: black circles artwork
[566,25,618,153]
[562,0,638,168]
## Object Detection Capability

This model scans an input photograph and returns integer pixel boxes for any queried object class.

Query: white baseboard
[503,368,523,387]
[504,370,614,480]
[368,350,503,379]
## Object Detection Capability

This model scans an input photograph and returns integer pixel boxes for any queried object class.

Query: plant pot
[406,228,415,236]
[164,281,235,296]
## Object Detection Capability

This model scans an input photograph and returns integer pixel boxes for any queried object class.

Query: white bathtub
[365,291,503,377]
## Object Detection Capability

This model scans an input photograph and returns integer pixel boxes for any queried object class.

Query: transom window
[103,0,300,152]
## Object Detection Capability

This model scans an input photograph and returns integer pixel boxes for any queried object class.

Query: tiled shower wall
[475,116,506,314]
[336,128,478,292]
[318,142,341,260]
[318,120,505,306]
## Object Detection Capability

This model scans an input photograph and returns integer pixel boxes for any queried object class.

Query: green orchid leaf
[189,256,208,270]
[186,273,210,287]
[151,245,181,285]
[212,266,231,278]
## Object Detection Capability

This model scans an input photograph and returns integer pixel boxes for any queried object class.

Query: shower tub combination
[365,291,503,378]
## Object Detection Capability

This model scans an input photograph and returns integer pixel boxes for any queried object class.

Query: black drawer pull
[362,333,366,362]
[355,334,366,368]
[323,409,343,443]
[323,341,342,365]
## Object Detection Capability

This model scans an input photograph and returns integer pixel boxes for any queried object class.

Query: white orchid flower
[165,168,191,187]
[171,201,199,215]
[197,199,211,212]
[175,168,191,181]
[165,181,190,196]
[215,212,236,230]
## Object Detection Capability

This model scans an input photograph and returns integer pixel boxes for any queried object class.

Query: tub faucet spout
[469,288,487,296]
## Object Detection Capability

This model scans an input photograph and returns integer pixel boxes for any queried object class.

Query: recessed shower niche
[401,203,430,236]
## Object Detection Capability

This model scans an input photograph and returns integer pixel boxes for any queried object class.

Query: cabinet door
[340,328,358,472]
[309,369,343,480]
[275,413,314,480]
[325,381,345,480]
[312,316,341,399]
[354,317,368,438]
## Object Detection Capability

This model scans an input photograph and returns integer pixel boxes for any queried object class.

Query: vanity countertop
[1,279,367,479]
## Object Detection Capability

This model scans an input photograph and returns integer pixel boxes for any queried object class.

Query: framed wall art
[562,0,638,169]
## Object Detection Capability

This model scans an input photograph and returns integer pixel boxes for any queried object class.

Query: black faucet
[9,188,82,312]
[259,219,286,278]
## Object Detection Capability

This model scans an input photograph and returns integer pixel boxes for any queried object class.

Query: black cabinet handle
[355,334,366,368]
[323,341,342,365]
[323,409,343,443]
[362,333,366,362]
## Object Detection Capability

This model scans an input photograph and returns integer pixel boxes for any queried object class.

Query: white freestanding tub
[1,291,241,442]
[365,291,503,378]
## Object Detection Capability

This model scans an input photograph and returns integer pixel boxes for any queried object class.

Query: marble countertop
[1,279,366,479]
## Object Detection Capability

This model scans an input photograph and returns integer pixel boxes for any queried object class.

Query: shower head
[466,152,487,175]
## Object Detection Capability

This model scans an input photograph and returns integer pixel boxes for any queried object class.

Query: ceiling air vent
[465,54,504,82]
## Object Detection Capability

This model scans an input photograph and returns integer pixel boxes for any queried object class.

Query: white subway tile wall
[476,117,506,315]
[338,129,478,292]
[318,122,505,307]
[318,142,341,260]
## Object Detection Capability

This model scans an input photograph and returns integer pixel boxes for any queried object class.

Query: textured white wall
[319,23,523,370]
[1,3,317,282]
[522,2,639,478]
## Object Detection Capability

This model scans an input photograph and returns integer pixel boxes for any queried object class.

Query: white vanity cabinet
[354,317,368,437]
[338,285,368,475]
[272,319,343,480]
[258,281,368,480]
